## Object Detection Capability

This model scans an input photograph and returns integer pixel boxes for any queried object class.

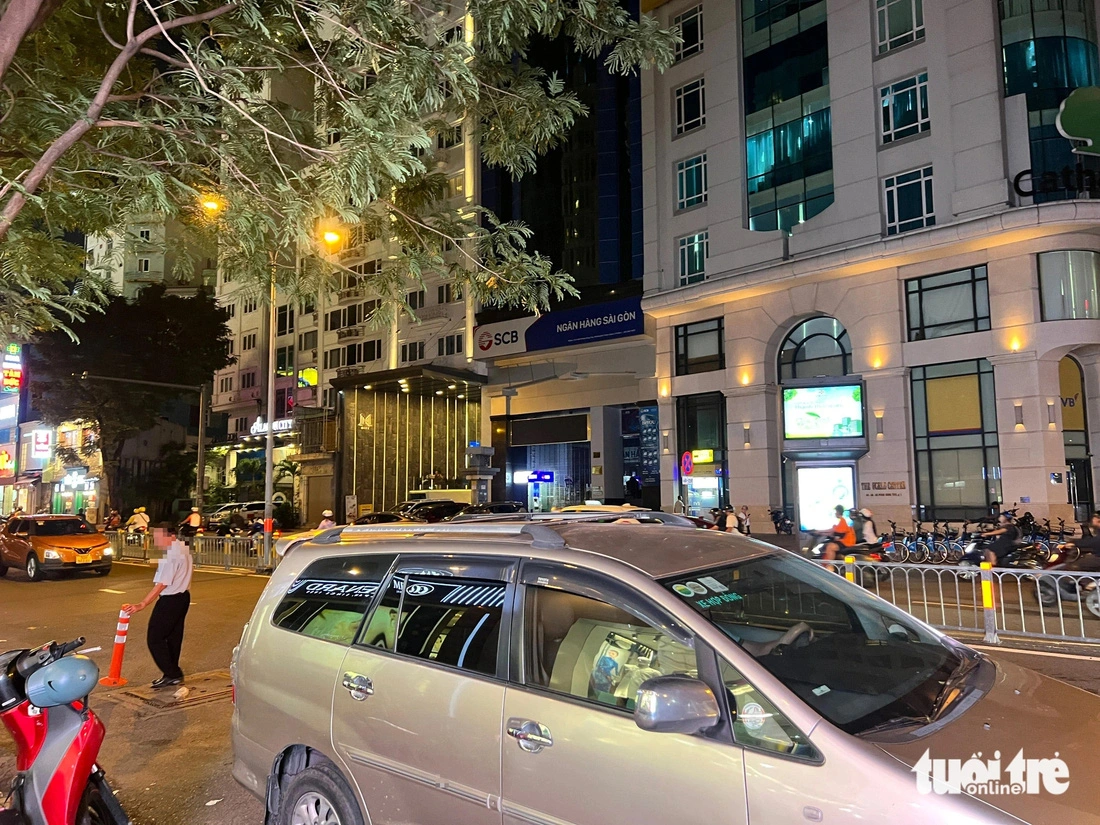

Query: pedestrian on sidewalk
[318,509,336,530]
[121,538,194,689]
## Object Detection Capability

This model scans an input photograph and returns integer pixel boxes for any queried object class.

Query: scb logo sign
[478,329,519,351]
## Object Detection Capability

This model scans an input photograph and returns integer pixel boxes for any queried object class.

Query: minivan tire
[25,553,44,582]
[277,763,364,825]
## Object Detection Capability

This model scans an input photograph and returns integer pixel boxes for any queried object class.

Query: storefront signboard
[474,297,644,358]
[32,430,51,458]
[639,406,659,487]
[0,445,14,477]
[859,480,907,501]
[783,385,864,440]
[249,417,294,436]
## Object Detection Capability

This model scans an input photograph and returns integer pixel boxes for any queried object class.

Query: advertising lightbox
[783,384,865,440]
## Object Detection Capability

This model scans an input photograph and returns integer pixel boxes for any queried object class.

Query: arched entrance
[777,317,866,531]
[1060,355,1094,521]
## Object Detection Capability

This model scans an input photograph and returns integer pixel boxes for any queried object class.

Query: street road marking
[971,644,1100,662]
[99,588,126,594]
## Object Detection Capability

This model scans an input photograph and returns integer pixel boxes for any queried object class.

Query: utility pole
[262,253,278,569]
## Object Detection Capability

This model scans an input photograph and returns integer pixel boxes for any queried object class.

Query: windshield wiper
[931,654,981,720]
[856,715,928,736]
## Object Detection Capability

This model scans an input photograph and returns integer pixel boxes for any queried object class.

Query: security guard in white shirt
[122,539,194,688]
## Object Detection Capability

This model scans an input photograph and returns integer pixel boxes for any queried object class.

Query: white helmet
[322,509,334,518]
[858,508,873,518]
[191,506,200,512]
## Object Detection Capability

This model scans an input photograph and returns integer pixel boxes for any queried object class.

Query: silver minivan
[232,520,1100,825]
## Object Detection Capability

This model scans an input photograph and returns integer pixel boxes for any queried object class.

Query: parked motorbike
[769,508,793,535]
[0,638,130,825]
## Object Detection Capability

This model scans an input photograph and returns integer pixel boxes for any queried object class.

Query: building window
[275,345,295,377]
[673,5,704,62]
[138,229,151,241]
[233,416,248,434]
[675,318,725,376]
[778,317,850,381]
[677,230,709,286]
[299,330,318,352]
[407,290,426,310]
[911,359,1001,519]
[438,124,463,150]
[324,348,343,370]
[674,78,706,135]
[676,153,708,210]
[446,172,466,200]
[322,387,338,408]
[880,72,930,144]
[876,0,925,55]
[227,339,235,356]
[1038,250,1100,321]
[401,341,425,363]
[437,333,464,357]
[224,302,236,319]
[884,166,934,235]
[301,298,316,315]
[241,333,257,352]
[137,258,151,272]
[345,340,382,366]
[219,376,233,393]
[906,265,991,341]
[275,388,293,418]
[276,305,295,336]
[241,372,257,389]
[437,283,462,304]
[243,298,258,314]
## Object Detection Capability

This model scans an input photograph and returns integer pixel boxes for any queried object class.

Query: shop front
[675,393,729,517]
[50,469,100,520]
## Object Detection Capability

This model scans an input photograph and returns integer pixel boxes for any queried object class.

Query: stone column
[989,352,1074,522]
[589,406,624,502]
[723,383,781,529]
[856,367,916,528]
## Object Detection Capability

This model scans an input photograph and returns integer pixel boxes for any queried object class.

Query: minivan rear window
[274,554,396,645]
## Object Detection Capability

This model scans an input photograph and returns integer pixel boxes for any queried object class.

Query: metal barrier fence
[106,531,279,573]
[832,557,1100,644]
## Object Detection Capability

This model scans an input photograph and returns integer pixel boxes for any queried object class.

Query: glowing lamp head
[322,230,341,246]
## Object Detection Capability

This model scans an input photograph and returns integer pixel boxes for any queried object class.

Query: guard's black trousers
[147,591,190,680]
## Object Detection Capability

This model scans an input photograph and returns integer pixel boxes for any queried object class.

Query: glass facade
[742,4,833,233]
[1038,249,1100,319]
[999,0,1100,201]
[911,359,1001,519]
[676,393,728,515]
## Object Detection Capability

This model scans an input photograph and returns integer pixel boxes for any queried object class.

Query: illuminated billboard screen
[783,384,864,440]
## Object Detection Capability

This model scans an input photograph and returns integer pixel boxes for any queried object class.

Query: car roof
[25,514,83,520]
[305,519,776,579]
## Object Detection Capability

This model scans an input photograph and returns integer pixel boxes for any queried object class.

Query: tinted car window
[273,554,396,644]
[525,585,696,712]
[360,574,505,676]
[32,519,91,536]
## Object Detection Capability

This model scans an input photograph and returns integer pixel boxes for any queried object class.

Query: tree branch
[0,0,63,88]
[0,2,236,240]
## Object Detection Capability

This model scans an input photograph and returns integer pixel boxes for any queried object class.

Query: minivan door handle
[341,672,374,700]
[506,718,553,753]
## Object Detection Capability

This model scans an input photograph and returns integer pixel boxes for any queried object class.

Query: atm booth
[680,449,726,517]
[780,378,869,532]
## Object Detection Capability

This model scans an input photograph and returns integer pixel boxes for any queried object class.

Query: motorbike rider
[821,505,857,562]
[318,509,336,530]
[106,508,122,529]
[1058,511,1100,574]
[980,511,1021,566]
[125,506,150,532]
[179,506,203,540]
[853,507,880,546]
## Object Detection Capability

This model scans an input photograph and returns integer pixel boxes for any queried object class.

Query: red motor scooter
[0,638,130,825]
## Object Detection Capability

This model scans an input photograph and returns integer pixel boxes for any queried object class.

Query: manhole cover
[116,670,232,710]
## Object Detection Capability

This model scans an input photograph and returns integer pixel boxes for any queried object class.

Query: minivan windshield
[663,552,975,735]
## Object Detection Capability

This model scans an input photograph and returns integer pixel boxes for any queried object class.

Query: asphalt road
[1,560,1099,825]
[0,561,267,825]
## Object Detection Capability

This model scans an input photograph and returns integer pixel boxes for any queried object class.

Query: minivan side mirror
[634,675,720,735]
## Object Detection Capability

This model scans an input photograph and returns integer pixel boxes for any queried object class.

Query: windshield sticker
[698,576,728,593]
[287,579,381,599]
[672,584,695,597]
[740,702,769,731]
[812,685,831,696]
[684,581,708,595]
[695,592,744,609]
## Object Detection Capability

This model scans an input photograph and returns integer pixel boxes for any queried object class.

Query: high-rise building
[642,0,1100,528]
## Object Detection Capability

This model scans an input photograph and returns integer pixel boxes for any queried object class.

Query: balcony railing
[336,325,364,341]
[338,287,363,302]
[336,365,364,378]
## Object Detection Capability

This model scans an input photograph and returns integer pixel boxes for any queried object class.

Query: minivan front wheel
[278,764,363,825]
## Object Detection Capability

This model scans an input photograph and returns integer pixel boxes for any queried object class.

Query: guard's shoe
[151,676,183,689]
